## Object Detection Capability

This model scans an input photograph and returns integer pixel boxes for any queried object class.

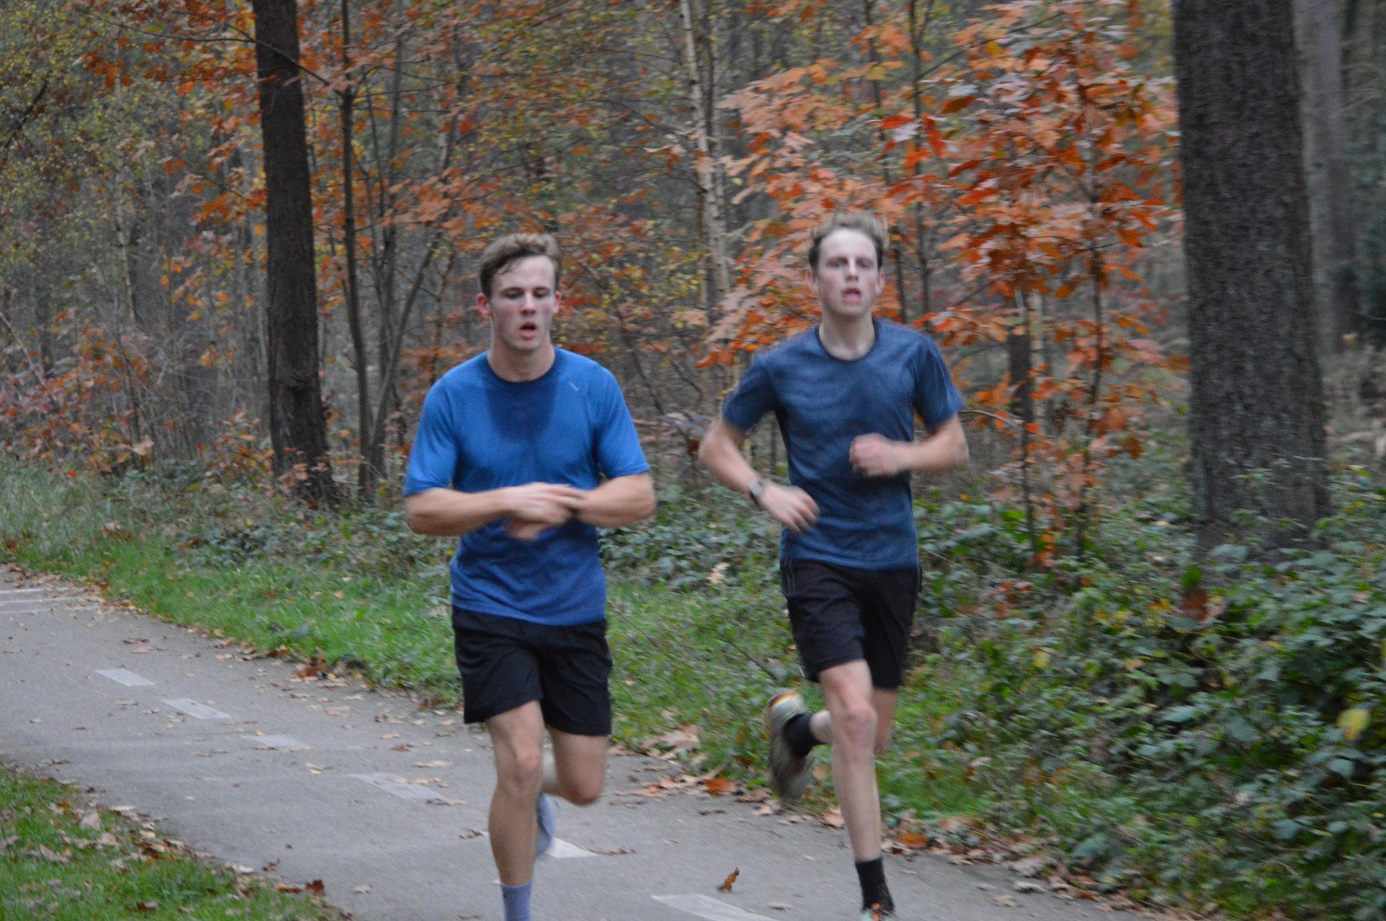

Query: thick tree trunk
[1173,0,1330,551]
[1297,0,1361,349]
[251,0,335,501]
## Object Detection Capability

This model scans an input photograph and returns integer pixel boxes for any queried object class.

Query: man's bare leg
[814,660,888,861]
[487,703,547,886]
[543,728,609,806]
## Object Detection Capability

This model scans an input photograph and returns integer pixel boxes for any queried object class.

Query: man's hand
[850,433,905,478]
[503,483,586,541]
[758,482,820,534]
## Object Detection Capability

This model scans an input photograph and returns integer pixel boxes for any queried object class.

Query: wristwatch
[746,475,766,507]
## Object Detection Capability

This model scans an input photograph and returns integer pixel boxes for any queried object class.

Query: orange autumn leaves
[716,0,1179,559]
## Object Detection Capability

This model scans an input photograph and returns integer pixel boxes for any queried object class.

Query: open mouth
[518,321,539,338]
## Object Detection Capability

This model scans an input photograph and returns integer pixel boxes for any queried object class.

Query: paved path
[0,564,1141,921]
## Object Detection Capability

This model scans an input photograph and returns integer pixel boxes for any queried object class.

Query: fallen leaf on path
[819,808,844,829]
[647,725,700,752]
[415,760,452,768]
[702,775,736,797]
[1010,856,1047,877]
[718,868,739,892]
[1014,880,1046,894]
[994,894,1019,907]
[895,831,928,849]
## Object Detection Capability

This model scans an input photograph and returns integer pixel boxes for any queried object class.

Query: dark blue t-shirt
[722,319,962,570]
[403,350,649,626]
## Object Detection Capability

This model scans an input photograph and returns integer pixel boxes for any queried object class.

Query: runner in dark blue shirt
[405,233,653,921]
[700,212,968,921]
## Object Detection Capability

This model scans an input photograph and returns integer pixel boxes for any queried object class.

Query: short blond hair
[479,233,561,298]
[806,212,888,273]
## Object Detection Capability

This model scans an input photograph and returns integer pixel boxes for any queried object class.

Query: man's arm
[569,472,655,529]
[698,417,819,534]
[405,483,584,538]
[849,415,969,478]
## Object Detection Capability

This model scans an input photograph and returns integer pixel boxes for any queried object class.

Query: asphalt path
[0,564,1147,921]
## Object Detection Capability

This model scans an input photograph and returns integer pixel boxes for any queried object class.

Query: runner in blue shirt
[405,233,654,921]
[699,212,968,921]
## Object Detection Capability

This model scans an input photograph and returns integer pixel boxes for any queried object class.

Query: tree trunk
[678,0,732,313]
[1173,0,1330,551]
[338,0,376,497]
[250,0,335,501]
[1344,0,1386,343]
[905,0,938,324]
[1297,0,1361,349]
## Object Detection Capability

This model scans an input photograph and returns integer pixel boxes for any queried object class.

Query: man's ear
[805,269,820,298]
[475,292,491,319]
[552,290,563,314]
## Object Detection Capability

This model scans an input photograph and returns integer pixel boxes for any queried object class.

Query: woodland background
[2,0,1384,510]
[5,0,1386,917]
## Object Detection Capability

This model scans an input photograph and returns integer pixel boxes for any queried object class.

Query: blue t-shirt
[403,349,650,626]
[722,319,962,570]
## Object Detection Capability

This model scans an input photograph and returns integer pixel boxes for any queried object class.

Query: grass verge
[0,760,338,921]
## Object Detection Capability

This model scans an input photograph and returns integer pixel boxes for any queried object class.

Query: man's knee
[498,745,546,797]
[833,698,879,750]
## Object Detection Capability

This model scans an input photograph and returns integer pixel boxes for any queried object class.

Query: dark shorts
[780,559,919,690]
[451,606,613,737]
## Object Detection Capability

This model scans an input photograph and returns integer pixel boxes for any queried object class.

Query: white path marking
[0,596,91,606]
[653,894,774,921]
[546,838,596,859]
[351,773,444,801]
[245,734,310,751]
[162,698,233,720]
[97,669,155,687]
[0,588,48,596]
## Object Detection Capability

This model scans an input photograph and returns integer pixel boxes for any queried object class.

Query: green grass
[0,762,337,921]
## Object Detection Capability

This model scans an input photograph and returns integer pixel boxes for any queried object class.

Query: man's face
[477,255,561,357]
[807,229,884,321]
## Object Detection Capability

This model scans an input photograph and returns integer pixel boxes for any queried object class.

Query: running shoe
[763,689,813,802]
[535,793,556,858]
[859,904,896,920]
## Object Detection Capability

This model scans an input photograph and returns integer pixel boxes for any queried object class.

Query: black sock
[783,712,819,758]
[855,857,893,912]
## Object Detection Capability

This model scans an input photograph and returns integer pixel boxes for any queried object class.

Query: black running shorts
[451,606,613,737]
[779,559,920,689]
